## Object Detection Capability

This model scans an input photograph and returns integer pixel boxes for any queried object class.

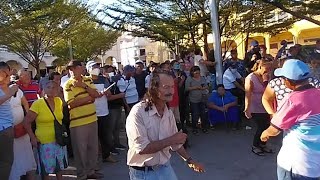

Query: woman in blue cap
[261,59,320,180]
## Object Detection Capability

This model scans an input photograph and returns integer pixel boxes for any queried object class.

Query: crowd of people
[0,39,320,180]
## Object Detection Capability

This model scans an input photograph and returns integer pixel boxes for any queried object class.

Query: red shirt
[168,78,179,107]
[16,80,41,106]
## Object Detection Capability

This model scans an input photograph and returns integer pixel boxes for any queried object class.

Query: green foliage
[98,0,296,55]
[51,22,119,64]
[0,0,88,73]
[0,0,119,75]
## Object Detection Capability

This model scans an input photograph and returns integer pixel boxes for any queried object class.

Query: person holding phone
[0,62,18,180]
[185,66,209,135]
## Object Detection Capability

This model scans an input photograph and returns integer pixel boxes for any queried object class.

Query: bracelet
[185,157,193,164]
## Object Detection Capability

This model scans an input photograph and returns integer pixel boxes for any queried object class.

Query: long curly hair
[143,70,173,111]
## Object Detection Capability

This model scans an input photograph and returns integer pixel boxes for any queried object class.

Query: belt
[130,165,159,171]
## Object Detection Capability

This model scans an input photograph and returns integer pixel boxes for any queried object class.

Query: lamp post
[209,0,223,85]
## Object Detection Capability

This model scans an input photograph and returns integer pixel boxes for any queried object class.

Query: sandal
[251,146,265,156]
[260,146,274,153]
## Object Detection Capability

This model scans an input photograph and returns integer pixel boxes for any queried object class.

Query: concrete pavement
[99,125,282,180]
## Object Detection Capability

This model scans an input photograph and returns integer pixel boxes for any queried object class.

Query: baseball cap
[250,40,259,47]
[86,60,97,71]
[123,65,135,73]
[274,59,310,80]
[66,60,82,70]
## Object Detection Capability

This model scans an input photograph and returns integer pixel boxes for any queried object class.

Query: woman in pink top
[245,59,273,156]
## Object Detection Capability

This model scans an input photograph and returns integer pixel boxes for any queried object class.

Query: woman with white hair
[24,81,68,180]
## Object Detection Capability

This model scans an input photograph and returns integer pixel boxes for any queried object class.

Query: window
[139,49,146,56]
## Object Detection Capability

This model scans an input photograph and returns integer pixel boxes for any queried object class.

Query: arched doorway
[28,61,47,78]
[104,56,119,69]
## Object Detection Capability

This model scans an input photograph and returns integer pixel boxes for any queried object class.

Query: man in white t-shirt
[223,63,245,91]
[60,74,70,88]
[194,49,215,77]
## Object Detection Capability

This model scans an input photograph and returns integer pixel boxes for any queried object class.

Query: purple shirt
[246,73,267,113]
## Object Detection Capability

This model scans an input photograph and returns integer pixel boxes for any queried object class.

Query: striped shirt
[271,86,320,177]
[63,76,97,128]
[16,80,40,106]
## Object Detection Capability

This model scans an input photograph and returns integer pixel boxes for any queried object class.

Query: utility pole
[209,0,223,85]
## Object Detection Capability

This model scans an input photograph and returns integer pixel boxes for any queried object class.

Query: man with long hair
[126,71,205,180]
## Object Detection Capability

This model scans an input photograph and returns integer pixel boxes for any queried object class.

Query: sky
[87,0,116,9]
[87,0,120,21]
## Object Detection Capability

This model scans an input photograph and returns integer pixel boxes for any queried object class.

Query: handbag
[14,122,27,138]
[44,98,69,146]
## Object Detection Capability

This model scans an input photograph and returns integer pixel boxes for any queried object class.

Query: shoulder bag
[44,98,68,146]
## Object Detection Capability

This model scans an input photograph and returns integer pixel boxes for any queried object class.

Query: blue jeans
[129,162,178,180]
[277,166,320,180]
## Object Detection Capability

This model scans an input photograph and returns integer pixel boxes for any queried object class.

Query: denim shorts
[129,161,178,180]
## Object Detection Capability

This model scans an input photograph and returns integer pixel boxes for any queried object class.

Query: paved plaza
[90,123,282,180]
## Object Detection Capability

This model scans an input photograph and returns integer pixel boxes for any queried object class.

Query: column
[235,33,246,60]
[264,34,271,54]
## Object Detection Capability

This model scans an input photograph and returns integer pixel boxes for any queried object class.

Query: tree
[259,0,320,26]
[97,0,207,52]
[98,0,297,59]
[0,0,89,77]
[51,22,119,65]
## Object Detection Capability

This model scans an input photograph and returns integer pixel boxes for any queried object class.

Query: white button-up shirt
[126,102,182,167]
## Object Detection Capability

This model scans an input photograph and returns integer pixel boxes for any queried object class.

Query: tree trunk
[190,28,197,50]
[203,23,209,60]
[33,59,41,81]
[244,31,250,53]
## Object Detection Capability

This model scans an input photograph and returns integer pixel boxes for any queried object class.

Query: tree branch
[260,0,320,26]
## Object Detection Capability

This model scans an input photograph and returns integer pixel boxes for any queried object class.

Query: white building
[0,33,173,76]
[0,46,56,77]
[100,33,173,68]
